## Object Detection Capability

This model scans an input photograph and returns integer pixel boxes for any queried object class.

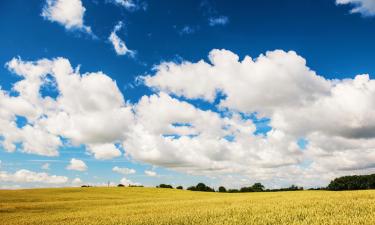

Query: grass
[1,187,375,225]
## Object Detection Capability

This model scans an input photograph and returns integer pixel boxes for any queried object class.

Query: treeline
[84,174,375,192]
[156,182,304,193]
[327,174,375,191]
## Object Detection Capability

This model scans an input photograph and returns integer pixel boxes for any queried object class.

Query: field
[1,187,375,225]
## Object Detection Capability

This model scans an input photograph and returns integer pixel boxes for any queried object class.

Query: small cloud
[109,0,147,11]
[66,158,87,172]
[41,0,94,36]
[179,26,197,35]
[0,169,68,184]
[72,177,82,185]
[41,163,50,170]
[109,21,135,57]
[120,177,141,186]
[144,170,157,177]
[208,16,229,26]
[336,0,375,17]
[112,166,136,175]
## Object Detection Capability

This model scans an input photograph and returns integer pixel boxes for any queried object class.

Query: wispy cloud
[109,21,135,56]
[208,16,229,26]
[336,0,375,16]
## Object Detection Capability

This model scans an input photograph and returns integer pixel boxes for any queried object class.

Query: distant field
[1,188,375,225]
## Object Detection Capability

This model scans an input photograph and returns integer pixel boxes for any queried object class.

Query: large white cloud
[3,49,375,187]
[0,169,68,184]
[41,0,92,34]
[141,49,375,183]
[336,0,375,16]
[1,57,133,159]
[123,92,302,174]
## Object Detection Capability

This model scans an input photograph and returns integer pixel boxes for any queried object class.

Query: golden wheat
[0,187,374,225]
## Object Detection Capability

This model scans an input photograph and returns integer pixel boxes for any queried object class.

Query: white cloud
[140,49,375,184]
[336,0,375,16]
[109,21,135,56]
[208,16,229,26]
[179,26,197,35]
[111,0,136,9]
[124,92,302,174]
[2,57,133,159]
[41,0,93,34]
[144,170,157,177]
[41,163,50,170]
[0,169,68,184]
[87,143,122,160]
[120,177,141,186]
[113,166,136,175]
[66,158,87,171]
[5,50,375,187]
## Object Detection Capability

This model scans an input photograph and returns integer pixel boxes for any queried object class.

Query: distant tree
[187,183,215,192]
[157,184,173,189]
[227,189,239,193]
[328,174,375,191]
[218,186,227,192]
[176,186,183,190]
[251,183,265,192]
[187,186,196,191]
[117,184,125,187]
[240,186,253,192]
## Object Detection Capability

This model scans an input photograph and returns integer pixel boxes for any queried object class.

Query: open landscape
[1,187,375,225]
[2,0,375,224]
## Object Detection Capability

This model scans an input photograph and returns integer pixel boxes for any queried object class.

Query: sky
[1,0,375,189]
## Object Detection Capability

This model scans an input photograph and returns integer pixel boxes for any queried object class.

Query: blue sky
[1,0,375,189]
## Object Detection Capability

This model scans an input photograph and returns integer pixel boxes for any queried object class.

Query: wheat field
[0,187,374,225]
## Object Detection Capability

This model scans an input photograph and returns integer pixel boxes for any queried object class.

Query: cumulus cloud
[41,0,93,34]
[41,163,50,170]
[113,166,136,175]
[124,92,302,174]
[109,21,135,56]
[2,56,133,159]
[4,49,375,187]
[336,0,375,16]
[0,169,68,184]
[144,170,157,177]
[120,177,141,186]
[72,177,82,185]
[140,49,375,183]
[66,158,87,171]
[87,143,122,160]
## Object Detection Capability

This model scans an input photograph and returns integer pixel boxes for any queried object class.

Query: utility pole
[108,181,110,187]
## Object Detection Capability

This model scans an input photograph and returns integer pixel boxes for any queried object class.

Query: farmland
[1,187,375,225]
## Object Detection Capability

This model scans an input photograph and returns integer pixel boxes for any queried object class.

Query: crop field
[0,187,375,225]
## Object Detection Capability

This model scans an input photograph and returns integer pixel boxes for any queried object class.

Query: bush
[117,184,125,187]
[157,184,173,189]
[227,189,239,193]
[176,186,183,190]
[187,183,215,192]
[218,186,227,192]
